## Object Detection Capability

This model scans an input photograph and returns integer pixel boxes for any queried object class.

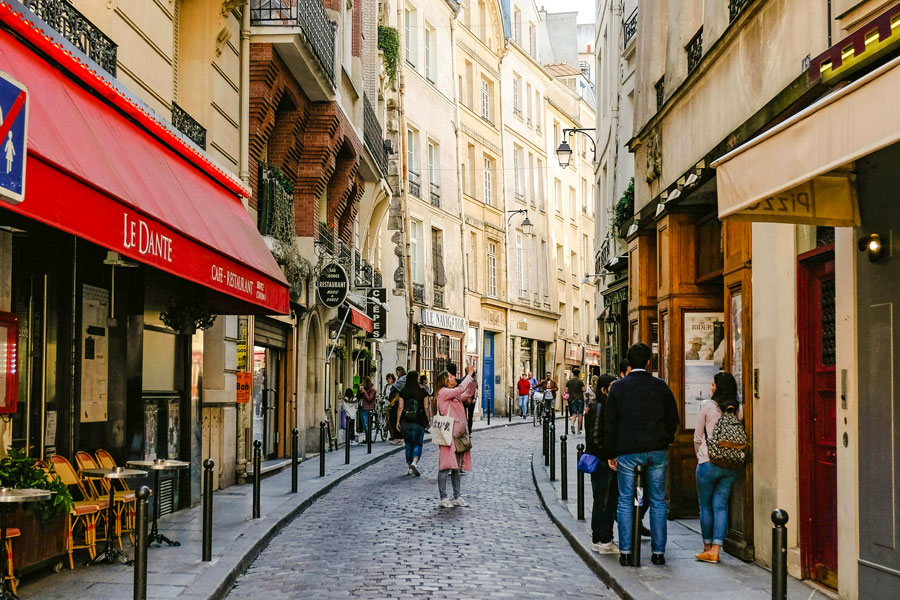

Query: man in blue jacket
[605,343,679,566]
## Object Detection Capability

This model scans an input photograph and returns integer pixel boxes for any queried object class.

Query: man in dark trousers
[605,343,678,566]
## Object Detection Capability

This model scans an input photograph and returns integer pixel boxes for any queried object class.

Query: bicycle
[370,399,390,442]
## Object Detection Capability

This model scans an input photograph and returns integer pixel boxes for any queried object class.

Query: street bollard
[366,412,372,454]
[133,485,151,600]
[508,396,512,422]
[543,410,549,462]
[631,465,644,567]
[252,440,262,519]
[291,428,299,494]
[549,418,556,481]
[319,421,327,477]
[345,417,353,465]
[560,434,568,500]
[487,405,491,426]
[576,444,585,520]
[772,509,789,600]
[202,459,214,562]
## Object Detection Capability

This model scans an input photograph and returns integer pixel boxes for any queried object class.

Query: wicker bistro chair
[93,450,138,538]
[45,456,102,569]
[74,451,135,549]
[3,527,19,594]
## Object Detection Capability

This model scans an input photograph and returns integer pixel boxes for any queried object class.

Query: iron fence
[623,8,637,49]
[24,0,118,75]
[172,103,207,150]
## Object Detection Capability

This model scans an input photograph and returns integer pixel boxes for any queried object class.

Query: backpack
[706,409,749,468]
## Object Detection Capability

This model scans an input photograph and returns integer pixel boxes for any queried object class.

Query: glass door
[252,346,281,459]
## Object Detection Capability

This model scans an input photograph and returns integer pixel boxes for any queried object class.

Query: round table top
[126,459,190,471]
[0,488,52,503]
[80,467,148,479]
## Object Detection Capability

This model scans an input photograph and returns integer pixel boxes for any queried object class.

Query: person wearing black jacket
[605,343,679,566]
[585,373,619,554]
[396,370,431,477]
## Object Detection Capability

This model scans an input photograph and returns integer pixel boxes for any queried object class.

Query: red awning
[348,306,374,334]
[0,16,289,314]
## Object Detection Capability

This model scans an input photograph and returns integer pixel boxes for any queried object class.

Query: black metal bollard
[543,410,549,462]
[252,440,262,519]
[560,434,568,500]
[549,418,556,481]
[291,429,299,494]
[772,509,789,600]
[576,444,585,520]
[319,421,327,477]
[345,417,353,465]
[133,485,151,600]
[366,412,372,454]
[487,404,491,426]
[202,459,214,561]
[508,396,512,422]
[630,465,644,567]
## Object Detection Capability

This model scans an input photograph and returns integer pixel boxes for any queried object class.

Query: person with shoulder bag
[434,365,478,508]
[396,370,431,477]
[582,373,619,554]
[693,371,748,564]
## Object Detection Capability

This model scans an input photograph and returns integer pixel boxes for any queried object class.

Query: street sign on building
[367,287,386,338]
[317,262,349,308]
[0,70,28,204]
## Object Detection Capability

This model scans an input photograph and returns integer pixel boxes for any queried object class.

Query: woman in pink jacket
[434,364,478,508]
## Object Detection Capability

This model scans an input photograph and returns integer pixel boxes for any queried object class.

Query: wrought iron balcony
[257,162,295,243]
[363,95,388,179]
[430,182,441,208]
[433,285,445,308]
[729,0,752,22]
[172,103,207,150]
[408,169,422,199]
[249,0,336,84]
[24,0,118,76]
[622,8,637,49]
[338,243,353,268]
[353,248,362,281]
[655,76,665,111]
[374,269,383,288]
[317,221,336,255]
[598,238,611,272]
[359,260,374,287]
[412,283,426,305]
[686,28,703,74]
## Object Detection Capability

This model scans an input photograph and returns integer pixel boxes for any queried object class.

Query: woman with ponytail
[434,364,478,508]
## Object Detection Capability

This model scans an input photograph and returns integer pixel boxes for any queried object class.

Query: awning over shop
[0,16,289,314]
[712,55,900,226]
[347,305,374,334]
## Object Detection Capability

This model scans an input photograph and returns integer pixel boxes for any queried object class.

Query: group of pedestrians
[583,342,748,567]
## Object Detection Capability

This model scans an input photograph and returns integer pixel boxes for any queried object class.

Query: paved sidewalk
[532,431,835,600]
[21,418,526,600]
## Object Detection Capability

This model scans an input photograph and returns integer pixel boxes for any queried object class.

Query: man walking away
[606,343,679,566]
[566,367,586,434]
[516,373,530,418]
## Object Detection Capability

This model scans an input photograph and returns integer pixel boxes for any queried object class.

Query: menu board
[683,312,724,429]
[81,285,109,422]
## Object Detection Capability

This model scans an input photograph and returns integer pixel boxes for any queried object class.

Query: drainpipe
[397,1,415,369]
[240,5,251,189]
[450,14,468,335]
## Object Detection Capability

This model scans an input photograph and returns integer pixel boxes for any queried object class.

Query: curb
[530,447,659,600]
[186,417,532,600]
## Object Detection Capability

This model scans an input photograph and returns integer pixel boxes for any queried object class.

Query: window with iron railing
[729,0,752,22]
[364,95,388,178]
[171,102,207,150]
[413,283,426,304]
[249,0,336,83]
[430,182,441,208]
[317,221,336,254]
[24,0,118,76]
[655,76,665,111]
[258,162,295,242]
[408,169,422,198]
[622,8,637,49]
[686,28,703,74]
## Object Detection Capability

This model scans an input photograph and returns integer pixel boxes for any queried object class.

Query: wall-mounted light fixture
[858,233,885,262]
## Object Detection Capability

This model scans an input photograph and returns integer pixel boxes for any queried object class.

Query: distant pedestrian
[516,373,530,418]
[606,343,678,566]
[540,372,558,415]
[566,367,586,435]
[387,368,406,445]
[586,373,619,554]
[358,376,377,441]
[396,370,431,476]
[435,365,478,507]
[341,388,359,445]
[693,371,744,564]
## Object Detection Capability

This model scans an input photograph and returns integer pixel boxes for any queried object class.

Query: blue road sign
[0,70,27,204]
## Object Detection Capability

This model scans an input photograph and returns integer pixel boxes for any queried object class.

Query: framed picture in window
[683,311,724,429]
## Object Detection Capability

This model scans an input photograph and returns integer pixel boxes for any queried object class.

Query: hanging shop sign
[421,308,466,333]
[317,263,349,308]
[367,287,387,339]
[0,70,28,205]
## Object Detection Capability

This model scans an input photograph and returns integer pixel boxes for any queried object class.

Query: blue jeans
[359,409,371,438]
[696,461,739,546]
[402,422,425,464]
[518,395,529,417]
[616,450,668,554]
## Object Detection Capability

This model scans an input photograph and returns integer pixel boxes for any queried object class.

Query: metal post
[772,509,789,600]
[543,410,549,461]
[133,485,151,600]
[319,421,327,477]
[202,459,214,562]
[560,434,568,500]
[549,418,556,481]
[576,443,585,520]
[631,465,643,567]
[291,428,299,494]
[366,411,372,454]
[487,403,491,426]
[345,417,353,465]
[252,440,262,519]
[508,396,512,422]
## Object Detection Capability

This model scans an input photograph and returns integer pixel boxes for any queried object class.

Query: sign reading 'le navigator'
[317,262,349,308]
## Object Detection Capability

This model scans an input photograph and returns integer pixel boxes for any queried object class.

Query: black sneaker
[619,553,631,567]
[651,553,665,566]
[640,524,652,537]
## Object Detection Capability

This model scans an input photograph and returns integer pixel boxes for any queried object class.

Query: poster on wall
[683,312,724,429]
[81,285,109,423]
[731,294,743,404]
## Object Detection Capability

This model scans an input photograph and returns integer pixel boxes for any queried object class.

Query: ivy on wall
[612,177,635,238]
[378,25,399,85]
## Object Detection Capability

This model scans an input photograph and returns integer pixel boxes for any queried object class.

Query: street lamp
[556,128,597,168]
[507,209,534,236]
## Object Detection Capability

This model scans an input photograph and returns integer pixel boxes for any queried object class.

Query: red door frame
[797,244,836,584]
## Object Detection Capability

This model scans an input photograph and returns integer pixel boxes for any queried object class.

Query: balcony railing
[412,283,426,304]
[363,94,388,179]
[24,0,118,76]
[359,260,374,287]
[729,0,752,22]
[655,76,665,111]
[258,162,295,243]
[317,221,336,255]
[408,169,422,198]
[171,103,207,150]
[686,28,703,74]
[430,182,441,208]
[249,0,336,84]
[598,238,611,272]
[374,269,383,288]
[433,285,445,308]
[622,8,637,49]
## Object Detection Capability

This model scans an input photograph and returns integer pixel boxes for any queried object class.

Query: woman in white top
[693,371,743,564]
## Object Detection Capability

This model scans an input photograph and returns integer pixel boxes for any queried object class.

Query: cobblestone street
[228,424,615,599]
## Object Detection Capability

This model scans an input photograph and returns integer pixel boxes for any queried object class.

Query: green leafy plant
[611,177,635,238]
[0,450,73,522]
[331,344,347,361]
[271,240,314,298]
[378,25,400,85]
[161,296,217,334]
[352,347,373,362]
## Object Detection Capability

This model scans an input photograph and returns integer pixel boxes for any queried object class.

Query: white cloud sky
[537,0,594,24]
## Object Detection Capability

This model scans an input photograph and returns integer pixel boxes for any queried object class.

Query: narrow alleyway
[227,425,615,599]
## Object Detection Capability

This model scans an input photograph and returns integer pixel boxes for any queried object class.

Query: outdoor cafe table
[126,459,190,547]
[79,467,147,565]
[0,488,51,599]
